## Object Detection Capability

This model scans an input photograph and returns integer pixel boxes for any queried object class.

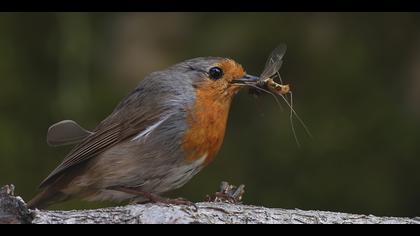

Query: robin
[28,57,260,209]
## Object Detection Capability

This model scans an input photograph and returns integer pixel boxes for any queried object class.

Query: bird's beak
[231,74,260,85]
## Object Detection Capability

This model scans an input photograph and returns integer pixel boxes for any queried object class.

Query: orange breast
[182,87,232,165]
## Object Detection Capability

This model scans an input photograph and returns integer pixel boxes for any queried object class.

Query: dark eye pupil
[209,67,223,80]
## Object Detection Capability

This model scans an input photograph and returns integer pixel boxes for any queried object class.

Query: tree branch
[1,185,419,224]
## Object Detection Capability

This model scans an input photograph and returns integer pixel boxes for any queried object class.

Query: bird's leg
[107,186,198,211]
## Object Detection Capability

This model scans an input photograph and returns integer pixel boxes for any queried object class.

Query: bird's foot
[107,186,198,211]
[205,181,245,204]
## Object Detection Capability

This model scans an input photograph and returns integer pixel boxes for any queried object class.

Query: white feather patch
[193,153,208,166]
[131,114,172,142]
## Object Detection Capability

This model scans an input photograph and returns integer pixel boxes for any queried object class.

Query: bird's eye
[208,67,223,80]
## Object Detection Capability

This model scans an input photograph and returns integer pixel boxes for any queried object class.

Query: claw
[107,185,198,211]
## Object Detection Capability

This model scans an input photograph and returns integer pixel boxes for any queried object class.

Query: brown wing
[39,99,165,189]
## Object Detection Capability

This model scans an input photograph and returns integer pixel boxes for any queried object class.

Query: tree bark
[1,185,419,224]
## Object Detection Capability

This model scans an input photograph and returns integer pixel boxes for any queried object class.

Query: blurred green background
[1,12,420,216]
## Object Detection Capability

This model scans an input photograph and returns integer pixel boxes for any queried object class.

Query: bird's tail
[27,188,67,209]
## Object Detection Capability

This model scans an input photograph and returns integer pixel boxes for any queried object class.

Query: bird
[28,57,260,209]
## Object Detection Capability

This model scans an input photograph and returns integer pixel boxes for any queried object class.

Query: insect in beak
[231,74,260,85]
[241,44,312,147]
[265,78,290,95]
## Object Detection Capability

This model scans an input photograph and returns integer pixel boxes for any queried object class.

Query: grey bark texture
[1,185,419,224]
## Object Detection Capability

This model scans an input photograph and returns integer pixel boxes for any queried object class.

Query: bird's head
[175,57,259,102]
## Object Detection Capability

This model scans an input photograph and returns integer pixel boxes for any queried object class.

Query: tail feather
[27,188,67,209]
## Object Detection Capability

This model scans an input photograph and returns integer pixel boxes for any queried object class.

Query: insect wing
[260,44,287,80]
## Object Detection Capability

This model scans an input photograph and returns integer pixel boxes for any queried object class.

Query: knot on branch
[0,185,32,224]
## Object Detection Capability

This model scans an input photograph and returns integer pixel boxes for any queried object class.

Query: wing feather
[39,68,192,189]
[39,104,165,189]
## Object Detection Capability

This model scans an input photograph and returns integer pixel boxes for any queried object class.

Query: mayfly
[254,44,290,96]
[248,44,312,146]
